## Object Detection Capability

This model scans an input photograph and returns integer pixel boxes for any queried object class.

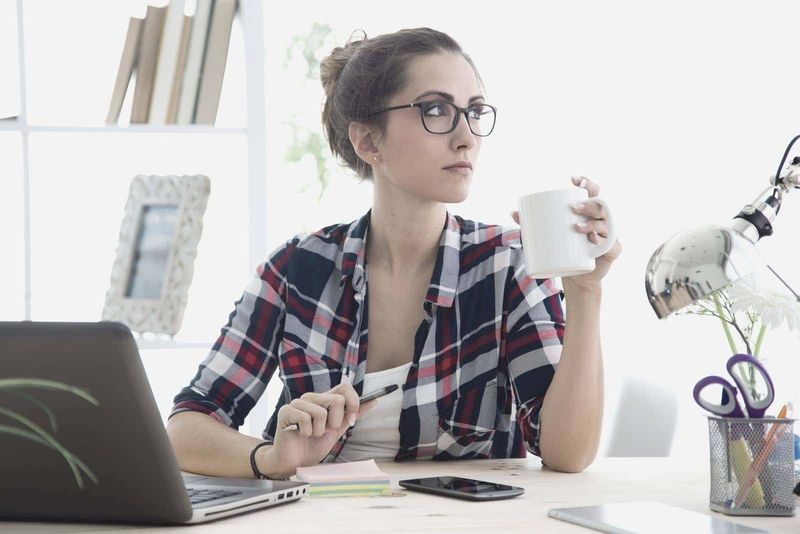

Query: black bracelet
[249,441,273,480]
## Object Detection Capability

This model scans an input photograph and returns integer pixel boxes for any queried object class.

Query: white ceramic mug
[518,188,617,278]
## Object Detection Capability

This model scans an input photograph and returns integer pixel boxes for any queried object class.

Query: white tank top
[335,362,412,463]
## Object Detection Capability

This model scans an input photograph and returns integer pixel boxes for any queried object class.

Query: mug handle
[583,197,617,258]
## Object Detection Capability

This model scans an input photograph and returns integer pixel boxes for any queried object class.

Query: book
[130,4,167,124]
[106,16,143,124]
[149,0,186,124]
[295,459,391,498]
[176,0,213,124]
[165,14,193,123]
[194,0,237,125]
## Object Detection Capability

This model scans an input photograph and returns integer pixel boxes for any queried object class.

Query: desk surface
[2,457,798,533]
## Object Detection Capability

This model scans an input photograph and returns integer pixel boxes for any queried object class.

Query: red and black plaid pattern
[170,210,565,461]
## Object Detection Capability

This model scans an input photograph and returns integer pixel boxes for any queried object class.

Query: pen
[281,384,399,432]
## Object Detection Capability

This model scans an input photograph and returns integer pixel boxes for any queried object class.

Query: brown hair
[320,28,482,180]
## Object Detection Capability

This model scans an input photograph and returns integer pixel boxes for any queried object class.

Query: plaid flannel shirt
[170,209,565,461]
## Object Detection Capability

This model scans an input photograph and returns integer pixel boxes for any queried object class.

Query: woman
[166,27,622,480]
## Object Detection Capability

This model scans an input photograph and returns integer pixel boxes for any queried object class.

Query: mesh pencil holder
[707,416,796,516]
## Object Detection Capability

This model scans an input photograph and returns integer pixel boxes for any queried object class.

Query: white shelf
[12,1,270,434]
[0,122,247,134]
[13,0,268,361]
[136,339,211,351]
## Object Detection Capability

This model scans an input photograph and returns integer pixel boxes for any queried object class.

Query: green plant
[285,115,332,195]
[284,22,333,81]
[0,378,99,489]
[283,22,339,197]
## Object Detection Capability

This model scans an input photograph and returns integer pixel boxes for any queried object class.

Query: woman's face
[375,52,485,204]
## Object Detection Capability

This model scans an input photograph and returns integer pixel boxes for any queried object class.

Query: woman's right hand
[260,380,376,478]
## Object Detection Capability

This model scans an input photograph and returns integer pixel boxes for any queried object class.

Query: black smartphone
[399,476,524,501]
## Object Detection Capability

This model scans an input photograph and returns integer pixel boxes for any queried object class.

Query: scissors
[693,353,775,418]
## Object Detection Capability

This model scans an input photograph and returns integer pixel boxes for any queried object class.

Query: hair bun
[320,30,368,97]
[320,27,469,181]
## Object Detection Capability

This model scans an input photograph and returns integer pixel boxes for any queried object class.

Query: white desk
[2,457,798,533]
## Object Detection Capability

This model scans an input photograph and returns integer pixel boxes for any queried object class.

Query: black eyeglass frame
[363,101,497,137]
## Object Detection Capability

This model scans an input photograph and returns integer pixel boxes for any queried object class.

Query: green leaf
[0,407,98,488]
[0,424,99,489]
[0,378,98,406]
[282,23,338,193]
[2,390,58,432]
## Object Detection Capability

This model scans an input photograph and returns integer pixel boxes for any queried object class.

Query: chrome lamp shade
[645,136,800,319]
[644,225,760,319]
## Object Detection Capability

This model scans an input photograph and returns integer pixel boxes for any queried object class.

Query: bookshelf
[4,0,278,437]
[1,123,248,134]
[9,0,267,341]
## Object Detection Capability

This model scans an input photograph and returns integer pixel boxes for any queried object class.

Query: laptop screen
[0,321,193,523]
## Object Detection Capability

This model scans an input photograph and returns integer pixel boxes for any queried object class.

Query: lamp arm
[765,264,800,302]
[771,134,800,191]
[730,136,800,244]
[730,137,800,301]
[730,186,782,244]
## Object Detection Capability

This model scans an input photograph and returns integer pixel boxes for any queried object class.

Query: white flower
[727,275,800,332]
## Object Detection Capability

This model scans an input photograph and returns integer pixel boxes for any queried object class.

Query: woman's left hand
[562,175,622,290]
[511,175,622,292]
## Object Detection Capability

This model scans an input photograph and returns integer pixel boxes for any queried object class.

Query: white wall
[463,0,800,459]
[260,0,800,458]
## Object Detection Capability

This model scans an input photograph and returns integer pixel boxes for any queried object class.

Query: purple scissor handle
[692,353,775,419]
[693,375,748,418]
[726,353,774,418]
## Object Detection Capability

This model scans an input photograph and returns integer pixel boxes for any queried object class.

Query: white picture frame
[102,174,211,336]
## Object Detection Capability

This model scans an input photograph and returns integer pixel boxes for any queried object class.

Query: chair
[605,377,678,457]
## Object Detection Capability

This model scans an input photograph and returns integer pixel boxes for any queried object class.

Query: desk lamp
[645,135,800,318]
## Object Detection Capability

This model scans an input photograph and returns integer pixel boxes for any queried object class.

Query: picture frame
[102,174,211,336]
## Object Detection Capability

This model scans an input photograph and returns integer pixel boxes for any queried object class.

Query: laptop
[0,321,309,524]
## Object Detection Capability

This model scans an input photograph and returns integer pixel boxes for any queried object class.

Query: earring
[372,156,378,162]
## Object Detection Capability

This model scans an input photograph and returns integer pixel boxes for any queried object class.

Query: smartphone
[399,476,524,501]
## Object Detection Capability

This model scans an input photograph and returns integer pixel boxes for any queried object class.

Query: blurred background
[2,0,799,462]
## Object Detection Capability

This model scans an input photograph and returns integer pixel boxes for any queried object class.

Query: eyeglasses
[364,101,497,137]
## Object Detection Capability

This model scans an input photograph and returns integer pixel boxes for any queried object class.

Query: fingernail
[349,413,357,427]
[572,202,585,210]
[579,177,588,188]
[576,222,588,230]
